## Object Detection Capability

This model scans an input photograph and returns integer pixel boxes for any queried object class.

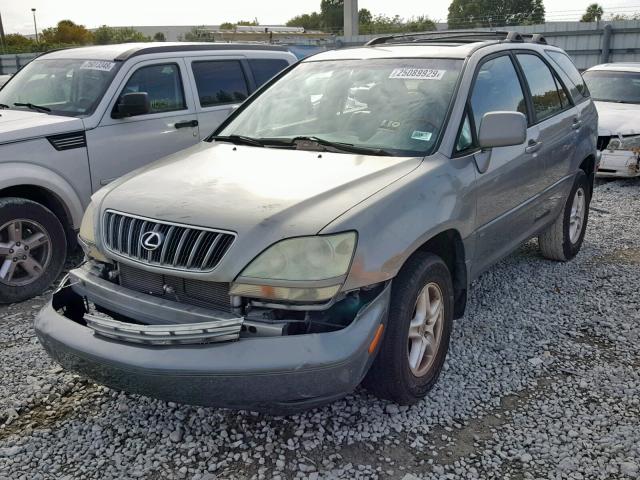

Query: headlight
[607,135,640,152]
[231,232,357,302]
[78,202,108,262]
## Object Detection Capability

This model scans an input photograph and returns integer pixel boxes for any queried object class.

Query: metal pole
[344,0,358,38]
[601,24,612,64]
[31,8,39,43]
[0,11,6,54]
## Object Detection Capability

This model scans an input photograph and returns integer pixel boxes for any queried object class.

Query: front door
[86,58,200,191]
[464,54,547,277]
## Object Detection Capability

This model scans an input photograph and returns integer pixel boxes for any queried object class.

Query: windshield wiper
[14,102,51,113]
[209,134,265,147]
[0,103,10,109]
[276,136,393,156]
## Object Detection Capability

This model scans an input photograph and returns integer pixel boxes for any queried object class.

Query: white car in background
[583,63,640,178]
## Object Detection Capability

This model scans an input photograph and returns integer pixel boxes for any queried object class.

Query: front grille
[118,263,233,311]
[103,210,235,272]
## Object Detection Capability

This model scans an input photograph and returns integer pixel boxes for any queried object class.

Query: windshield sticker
[411,130,433,142]
[379,119,401,131]
[389,68,446,80]
[80,60,116,72]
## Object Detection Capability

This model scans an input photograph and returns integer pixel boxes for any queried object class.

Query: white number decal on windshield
[389,68,446,80]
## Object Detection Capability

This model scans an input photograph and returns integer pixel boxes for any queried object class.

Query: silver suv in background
[36,31,598,413]
[0,43,296,303]
[583,63,640,177]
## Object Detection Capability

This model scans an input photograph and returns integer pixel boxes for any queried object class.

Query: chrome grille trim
[84,314,243,345]
[102,210,236,272]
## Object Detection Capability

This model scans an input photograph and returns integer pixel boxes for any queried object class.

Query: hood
[100,141,422,279]
[594,101,640,136]
[0,109,84,144]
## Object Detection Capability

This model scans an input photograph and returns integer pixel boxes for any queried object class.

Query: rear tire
[364,251,453,405]
[539,170,590,261]
[0,198,67,304]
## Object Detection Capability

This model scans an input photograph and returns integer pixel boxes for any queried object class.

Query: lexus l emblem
[141,231,164,251]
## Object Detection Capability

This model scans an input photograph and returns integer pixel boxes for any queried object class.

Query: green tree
[404,15,437,32]
[93,25,149,44]
[359,8,373,26]
[286,12,322,30]
[3,33,37,53]
[447,0,545,29]
[581,3,604,22]
[41,20,93,45]
[320,0,344,31]
[153,32,166,41]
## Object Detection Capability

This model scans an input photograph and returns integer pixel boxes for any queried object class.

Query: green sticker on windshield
[411,130,433,141]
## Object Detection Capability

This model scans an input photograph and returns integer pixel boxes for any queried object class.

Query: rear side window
[249,59,290,87]
[470,55,528,137]
[546,51,589,99]
[120,63,186,114]
[191,60,249,107]
[516,54,568,122]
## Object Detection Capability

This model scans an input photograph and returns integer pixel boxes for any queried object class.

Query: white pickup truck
[0,42,296,303]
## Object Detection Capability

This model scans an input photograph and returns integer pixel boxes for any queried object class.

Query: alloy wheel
[407,282,445,377]
[569,187,586,244]
[0,219,52,287]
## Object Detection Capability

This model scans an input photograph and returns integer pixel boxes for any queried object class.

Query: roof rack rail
[365,30,547,46]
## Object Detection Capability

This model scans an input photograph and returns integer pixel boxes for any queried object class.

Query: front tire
[364,252,453,405]
[0,198,67,304]
[539,170,590,261]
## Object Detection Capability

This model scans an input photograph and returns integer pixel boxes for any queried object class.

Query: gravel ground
[1,178,639,480]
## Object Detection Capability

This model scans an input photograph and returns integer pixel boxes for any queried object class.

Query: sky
[2,0,640,35]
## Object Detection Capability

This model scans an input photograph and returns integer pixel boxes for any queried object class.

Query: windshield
[217,58,464,156]
[583,70,640,104]
[0,58,120,117]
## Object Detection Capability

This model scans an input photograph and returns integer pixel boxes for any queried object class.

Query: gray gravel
[1,178,639,480]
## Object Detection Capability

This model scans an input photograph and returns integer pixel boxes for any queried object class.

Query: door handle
[174,119,198,129]
[525,139,542,154]
[571,118,582,130]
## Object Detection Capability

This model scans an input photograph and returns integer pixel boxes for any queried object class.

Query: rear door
[514,52,577,216]
[186,56,251,138]
[86,58,200,191]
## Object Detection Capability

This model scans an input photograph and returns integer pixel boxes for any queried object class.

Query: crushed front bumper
[34,270,390,413]
[597,150,640,178]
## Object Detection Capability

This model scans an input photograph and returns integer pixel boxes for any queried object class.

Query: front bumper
[34,274,390,414]
[597,150,640,178]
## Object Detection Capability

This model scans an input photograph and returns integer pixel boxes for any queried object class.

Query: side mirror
[112,92,150,119]
[478,111,527,149]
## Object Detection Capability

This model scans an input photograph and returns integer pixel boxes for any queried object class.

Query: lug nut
[9,249,14,254]
[15,242,20,247]
[13,257,18,262]
[22,255,27,260]
[24,245,29,251]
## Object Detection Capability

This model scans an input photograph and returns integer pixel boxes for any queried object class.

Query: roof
[586,62,640,73]
[37,42,289,62]
[306,43,485,62]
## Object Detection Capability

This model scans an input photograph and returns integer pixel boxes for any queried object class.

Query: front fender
[0,162,86,229]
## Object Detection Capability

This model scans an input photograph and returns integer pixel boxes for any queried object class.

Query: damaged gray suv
[36,31,598,412]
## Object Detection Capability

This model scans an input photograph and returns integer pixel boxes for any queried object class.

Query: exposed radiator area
[118,263,233,312]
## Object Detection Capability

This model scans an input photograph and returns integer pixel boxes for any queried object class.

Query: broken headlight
[78,201,108,262]
[230,232,357,303]
[606,134,640,152]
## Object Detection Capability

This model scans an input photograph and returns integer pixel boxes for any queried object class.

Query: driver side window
[117,63,186,116]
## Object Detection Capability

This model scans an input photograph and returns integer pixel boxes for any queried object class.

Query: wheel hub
[0,219,52,287]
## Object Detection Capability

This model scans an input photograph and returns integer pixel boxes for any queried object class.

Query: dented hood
[594,101,640,136]
[100,141,422,278]
[0,109,84,144]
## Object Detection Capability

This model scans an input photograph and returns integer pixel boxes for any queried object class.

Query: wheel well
[0,185,75,247]
[415,229,468,319]
[579,155,596,197]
